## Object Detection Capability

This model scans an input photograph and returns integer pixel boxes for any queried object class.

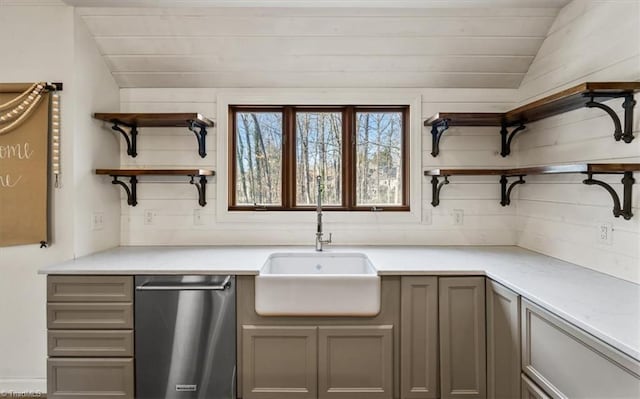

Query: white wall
[514,0,640,284]
[118,87,519,246]
[0,2,120,392]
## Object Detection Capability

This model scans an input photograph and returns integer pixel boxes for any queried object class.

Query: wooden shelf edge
[93,113,214,127]
[424,81,640,127]
[424,163,640,177]
[96,168,215,177]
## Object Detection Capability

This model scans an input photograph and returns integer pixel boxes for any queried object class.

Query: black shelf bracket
[500,175,526,206]
[585,93,636,143]
[430,175,449,207]
[500,123,526,157]
[111,176,138,207]
[188,121,208,158]
[430,120,450,157]
[583,171,635,220]
[190,175,208,207]
[111,120,138,158]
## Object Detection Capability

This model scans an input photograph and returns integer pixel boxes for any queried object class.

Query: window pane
[235,112,282,206]
[295,112,342,206]
[356,111,403,206]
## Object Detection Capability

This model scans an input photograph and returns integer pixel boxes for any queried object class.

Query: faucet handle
[325,233,332,244]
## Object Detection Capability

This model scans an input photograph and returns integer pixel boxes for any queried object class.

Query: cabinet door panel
[47,358,133,399]
[318,326,393,399]
[242,325,317,399]
[521,374,551,399]
[521,299,640,398]
[400,276,439,399]
[486,279,520,399]
[439,277,486,399]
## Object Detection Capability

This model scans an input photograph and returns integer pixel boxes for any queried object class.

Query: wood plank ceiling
[65,0,571,88]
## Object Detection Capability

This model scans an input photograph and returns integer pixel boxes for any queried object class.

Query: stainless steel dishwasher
[135,275,236,399]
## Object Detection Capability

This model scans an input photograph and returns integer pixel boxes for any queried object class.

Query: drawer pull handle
[135,276,231,291]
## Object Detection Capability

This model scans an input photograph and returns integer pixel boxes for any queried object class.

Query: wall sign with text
[0,83,57,247]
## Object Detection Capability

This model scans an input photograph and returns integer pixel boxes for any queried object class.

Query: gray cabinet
[318,326,393,399]
[241,325,394,399]
[521,299,640,398]
[400,276,439,399]
[242,325,318,399]
[521,299,640,399]
[47,275,134,399]
[486,279,520,399]
[439,277,486,399]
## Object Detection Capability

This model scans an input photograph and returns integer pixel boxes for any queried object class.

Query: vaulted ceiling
[63,0,572,88]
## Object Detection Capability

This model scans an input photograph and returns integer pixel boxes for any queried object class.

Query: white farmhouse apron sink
[255,252,381,316]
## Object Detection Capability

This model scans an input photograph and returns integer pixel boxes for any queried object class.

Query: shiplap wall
[514,0,640,283]
[117,88,519,246]
[116,0,640,284]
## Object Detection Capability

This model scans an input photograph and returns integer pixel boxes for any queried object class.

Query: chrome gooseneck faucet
[315,175,332,251]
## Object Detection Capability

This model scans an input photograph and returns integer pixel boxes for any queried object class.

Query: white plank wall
[117,88,519,247]
[514,0,640,283]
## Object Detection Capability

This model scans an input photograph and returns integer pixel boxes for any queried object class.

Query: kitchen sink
[255,252,381,316]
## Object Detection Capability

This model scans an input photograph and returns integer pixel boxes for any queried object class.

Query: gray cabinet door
[242,325,318,399]
[521,374,551,399]
[486,279,520,399]
[521,299,640,399]
[439,277,486,399]
[318,325,394,399]
[47,358,134,399]
[400,276,439,399]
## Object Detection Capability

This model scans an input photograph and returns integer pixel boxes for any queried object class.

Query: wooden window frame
[229,105,409,212]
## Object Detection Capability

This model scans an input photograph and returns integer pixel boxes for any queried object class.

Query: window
[230,105,409,211]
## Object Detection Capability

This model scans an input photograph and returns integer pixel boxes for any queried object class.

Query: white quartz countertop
[40,245,640,362]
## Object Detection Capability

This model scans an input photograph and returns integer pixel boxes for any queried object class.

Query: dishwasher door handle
[135,275,232,291]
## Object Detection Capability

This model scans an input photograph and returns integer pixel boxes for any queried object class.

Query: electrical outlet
[91,212,104,231]
[598,222,613,245]
[144,209,157,226]
[453,209,464,225]
[422,208,432,225]
[193,209,204,226]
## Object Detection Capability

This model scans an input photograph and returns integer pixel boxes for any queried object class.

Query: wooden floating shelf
[93,113,214,158]
[424,163,640,177]
[425,82,640,157]
[96,168,214,207]
[93,113,213,128]
[424,163,639,220]
[96,169,214,177]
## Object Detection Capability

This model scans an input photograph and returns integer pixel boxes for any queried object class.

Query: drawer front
[48,276,133,303]
[47,358,134,399]
[48,303,133,330]
[48,330,133,357]
[521,374,551,399]
[521,299,640,398]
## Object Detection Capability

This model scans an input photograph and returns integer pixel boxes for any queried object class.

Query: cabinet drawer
[48,276,133,303]
[521,299,640,398]
[521,374,551,399]
[48,303,133,329]
[48,330,133,357]
[47,358,134,399]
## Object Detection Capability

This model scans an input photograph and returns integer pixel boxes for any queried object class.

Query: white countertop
[40,245,640,362]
